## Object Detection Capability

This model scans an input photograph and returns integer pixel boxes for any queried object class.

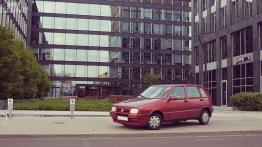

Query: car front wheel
[199,110,210,125]
[147,113,162,130]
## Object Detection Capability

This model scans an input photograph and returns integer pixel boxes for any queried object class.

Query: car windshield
[139,85,171,99]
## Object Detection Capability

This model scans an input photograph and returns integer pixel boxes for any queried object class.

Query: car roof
[152,84,203,87]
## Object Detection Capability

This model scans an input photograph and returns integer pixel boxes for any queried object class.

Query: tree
[0,26,50,100]
[142,73,158,90]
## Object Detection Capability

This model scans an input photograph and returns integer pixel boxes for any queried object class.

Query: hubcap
[202,112,209,123]
[149,115,161,129]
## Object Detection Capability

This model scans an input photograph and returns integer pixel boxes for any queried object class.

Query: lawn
[14,99,114,111]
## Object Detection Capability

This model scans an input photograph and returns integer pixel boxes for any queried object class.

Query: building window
[165,24,173,35]
[232,26,253,56]
[153,24,162,35]
[174,25,182,36]
[184,40,191,51]
[144,38,151,50]
[220,36,227,59]
[131,22,141,33]
[122,6,130,18]
[122,67,130,79]
[222,68,227,80]
[131,37,140,49]
[210,0,215,6]
[210,12,216,33]
[153,38,161,50]
[132,52,140,63]
[132,67,140,79]
[153,9,161,20]
[143,53,151,64]
[195,73,199,84]
[194,46,199,66]
[164,10,173,21]
[144,23,151,34]
[174,40,182,50]
[231,0,241,25]
[131,7,141,18]
[207,70,216,105]
[144,8,152,19]
[233,63,253,95]
[220,6,226,29]
[122,37,129,48]
[174,10,182,22]
[258,0,262,14]
[184,55,191,65]
[207,40,216,62]
[202,17,207,33]
[121,22,129,32]
[183,11,190,22]
[244,0,253,19]
[202,0,207,11]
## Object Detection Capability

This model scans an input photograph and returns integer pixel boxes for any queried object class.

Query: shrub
[231,92,262,111]
[14,99,113,111]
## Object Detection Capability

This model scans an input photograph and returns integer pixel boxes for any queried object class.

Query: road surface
[1,132,262,147]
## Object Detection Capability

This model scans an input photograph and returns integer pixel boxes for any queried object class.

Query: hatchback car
[110,84,213,130]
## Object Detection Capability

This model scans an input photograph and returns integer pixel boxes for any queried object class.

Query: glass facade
[32,0,192,97]
[0,0,28,42]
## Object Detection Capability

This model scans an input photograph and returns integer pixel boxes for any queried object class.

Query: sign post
[8,99,13,119]
[70,99,75,119]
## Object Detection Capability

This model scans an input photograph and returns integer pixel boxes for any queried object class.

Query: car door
[164,86,189,121]
[186,86,203,118]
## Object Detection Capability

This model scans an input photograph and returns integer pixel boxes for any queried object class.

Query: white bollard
[8,98,13,119]
[70,99,75,119]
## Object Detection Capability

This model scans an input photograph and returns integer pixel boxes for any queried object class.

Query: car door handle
[200,99,204,101]
[184,99,189,103]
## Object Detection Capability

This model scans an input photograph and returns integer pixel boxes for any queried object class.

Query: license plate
[117,116,128,121]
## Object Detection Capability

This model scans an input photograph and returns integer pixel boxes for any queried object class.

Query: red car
[110,84,213,130]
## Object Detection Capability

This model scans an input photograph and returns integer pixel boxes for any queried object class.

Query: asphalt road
[1,132,262,147]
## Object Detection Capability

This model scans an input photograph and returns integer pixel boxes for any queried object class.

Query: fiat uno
[110,84,213,130]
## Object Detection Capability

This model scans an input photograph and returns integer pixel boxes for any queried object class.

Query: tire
[199,110,210,125]
[147,113,163,130]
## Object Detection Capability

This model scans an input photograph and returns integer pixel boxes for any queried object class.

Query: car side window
[187,87,201,98]
[172,87,185,99]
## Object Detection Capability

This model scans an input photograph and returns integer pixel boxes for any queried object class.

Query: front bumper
[110,112,149,127]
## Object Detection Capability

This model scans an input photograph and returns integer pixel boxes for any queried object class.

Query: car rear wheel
[147,113,162,130]
[199,110,210,125]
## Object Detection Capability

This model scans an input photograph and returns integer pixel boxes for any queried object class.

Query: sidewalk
[0,110,109,117]
[1,108,262,135]
[0,106,232,118]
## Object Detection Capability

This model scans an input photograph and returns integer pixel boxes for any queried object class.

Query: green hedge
[232,92,262,111]
[14,99,113,111]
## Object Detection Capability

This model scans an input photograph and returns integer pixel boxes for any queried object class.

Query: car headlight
[130,108,139,114]
[111,107,116,112]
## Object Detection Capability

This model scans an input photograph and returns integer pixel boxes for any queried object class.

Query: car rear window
[187,87,201,98]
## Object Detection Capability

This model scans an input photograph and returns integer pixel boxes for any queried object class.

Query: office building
[192,0,262,106]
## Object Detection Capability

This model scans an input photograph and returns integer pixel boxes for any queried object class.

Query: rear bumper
[110,112,149,127]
